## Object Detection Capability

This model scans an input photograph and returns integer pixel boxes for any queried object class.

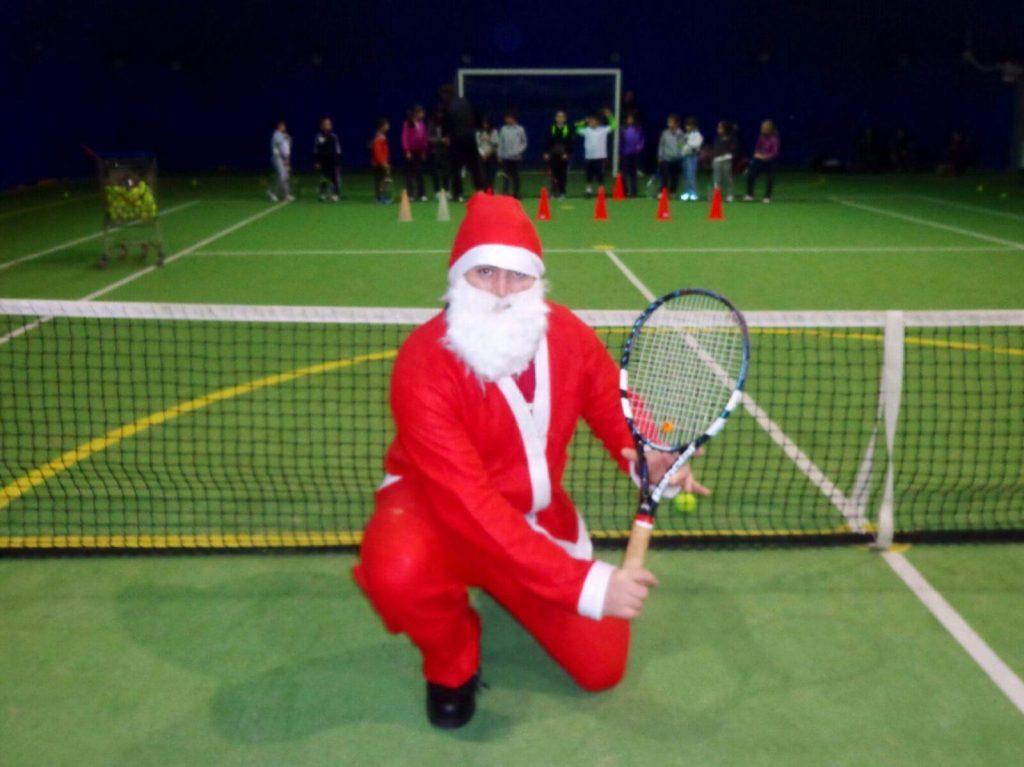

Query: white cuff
[577,560,615,621]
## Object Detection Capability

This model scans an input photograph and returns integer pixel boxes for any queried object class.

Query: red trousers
[352,479,630,690]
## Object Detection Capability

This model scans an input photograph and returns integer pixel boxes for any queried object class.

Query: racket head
[620,288,750,453]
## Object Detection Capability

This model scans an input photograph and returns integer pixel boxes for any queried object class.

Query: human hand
[603,567,659,619]
[621,448,710,496]
[405,151,412,160]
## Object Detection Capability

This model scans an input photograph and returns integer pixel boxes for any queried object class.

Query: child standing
[314,117,342,202]
[543,110,573,198]
[497,112,527,198]
[371,118,391,204]
[711,120,737,202]
[268,120,295,202]
[680,117,703,201]
[427,109,450,198]
[476,116,499,192]
[402,105,428,202]
[620,113,644,197]
[575,108,617,197]
[657,115,684,195]
[744,119,780,202]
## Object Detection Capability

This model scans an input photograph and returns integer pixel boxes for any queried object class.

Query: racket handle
[622,517,654,568]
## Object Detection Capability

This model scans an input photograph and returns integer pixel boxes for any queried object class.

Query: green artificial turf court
[1,169,1023,765]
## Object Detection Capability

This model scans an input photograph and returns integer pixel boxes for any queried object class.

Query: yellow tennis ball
[660,421,674,435]
[673,492,698,513]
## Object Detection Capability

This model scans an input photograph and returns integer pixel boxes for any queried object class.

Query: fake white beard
[443,278,549,382]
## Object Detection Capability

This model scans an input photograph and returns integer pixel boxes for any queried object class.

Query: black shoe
[426,671,482,729]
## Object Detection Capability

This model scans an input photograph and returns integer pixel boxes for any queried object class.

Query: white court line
[0,200,201,271]
[0,202,291,347]
[603,247,1024,715]
[906,194,1024,223]
[882,551,1024,715]
[831,197,1024,250]
[601,249,858,526]
[193,244,1018,258]
[0,196,80,221]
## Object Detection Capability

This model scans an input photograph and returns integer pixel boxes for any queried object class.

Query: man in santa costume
[353,193,708,729]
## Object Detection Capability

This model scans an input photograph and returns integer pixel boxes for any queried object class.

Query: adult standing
[439,84,483,201]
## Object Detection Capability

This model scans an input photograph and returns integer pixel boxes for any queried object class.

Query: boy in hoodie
[497,111,528,199]
[657,114,683,196]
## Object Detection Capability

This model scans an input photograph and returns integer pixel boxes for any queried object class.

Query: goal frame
[456,68,623,178]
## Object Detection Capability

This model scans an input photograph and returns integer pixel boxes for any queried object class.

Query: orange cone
[656,187,671,221]
[612,173,626,200]
[398,189,413,222]
[594,186,608,220]
[537,187,551,220]
[708,187,724,220]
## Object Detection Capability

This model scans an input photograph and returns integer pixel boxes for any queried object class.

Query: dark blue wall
[1,0,1021,187]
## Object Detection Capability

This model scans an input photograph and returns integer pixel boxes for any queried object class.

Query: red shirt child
[371,118,391,202]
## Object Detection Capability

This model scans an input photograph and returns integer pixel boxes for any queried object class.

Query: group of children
[269,110,780,205]
[649,116,780,203]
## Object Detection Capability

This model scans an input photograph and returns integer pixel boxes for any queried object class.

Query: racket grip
[622,516,654,569]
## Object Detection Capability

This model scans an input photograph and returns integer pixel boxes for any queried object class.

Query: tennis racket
[620,288,750,568]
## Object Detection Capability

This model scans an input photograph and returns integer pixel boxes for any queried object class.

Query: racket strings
[628,294,744,446]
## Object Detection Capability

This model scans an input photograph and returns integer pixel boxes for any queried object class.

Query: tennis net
[1,300,1021,550]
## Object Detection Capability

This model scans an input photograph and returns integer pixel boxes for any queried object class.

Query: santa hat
[448,193,544,284]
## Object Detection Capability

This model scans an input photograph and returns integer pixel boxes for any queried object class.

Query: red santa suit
[353,195,635,691]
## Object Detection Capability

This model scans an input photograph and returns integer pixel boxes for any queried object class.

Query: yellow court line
[0,349,398,512]
[0,531,362,550]
[752,327,1023,357]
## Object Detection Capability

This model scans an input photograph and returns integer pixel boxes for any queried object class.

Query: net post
[873,310,904,550]
[612,69,622,179]
[456,69,465,98]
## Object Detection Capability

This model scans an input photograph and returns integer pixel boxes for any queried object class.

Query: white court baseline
[191,244,1018,258]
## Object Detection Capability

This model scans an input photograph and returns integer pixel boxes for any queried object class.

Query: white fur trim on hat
[448,244,545,284]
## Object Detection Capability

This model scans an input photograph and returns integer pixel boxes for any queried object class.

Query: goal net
[457,68,622,177]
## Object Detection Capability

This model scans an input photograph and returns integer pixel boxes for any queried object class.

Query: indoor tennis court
[1,171,1022,765]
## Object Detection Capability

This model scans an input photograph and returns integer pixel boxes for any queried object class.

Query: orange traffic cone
[708,187,724,220]
[656,187,671,221]
[537,188,551,220]
[594,186,609,220]
[398,189,413,222]
[612,173,626,200]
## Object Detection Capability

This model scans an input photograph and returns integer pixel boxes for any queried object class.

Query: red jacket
[385,303,633,613]
[371,133,389,167]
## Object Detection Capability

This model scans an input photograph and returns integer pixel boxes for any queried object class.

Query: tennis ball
[1000,192,1008,200]
[191,179,199,187]
[673,492,698,513]
[976,184,984,193]
[63,191,70,199]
